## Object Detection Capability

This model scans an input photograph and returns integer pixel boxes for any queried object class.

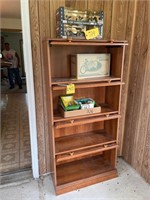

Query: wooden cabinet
[43,39,127,195]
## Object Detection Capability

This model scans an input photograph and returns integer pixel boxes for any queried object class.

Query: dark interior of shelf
[56,154,115,186]
[55,130,115,155]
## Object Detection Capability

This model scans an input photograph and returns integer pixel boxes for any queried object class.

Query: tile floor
[0,93,31,174]
[0,159,150,200]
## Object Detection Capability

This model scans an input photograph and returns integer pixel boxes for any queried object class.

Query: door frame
[20,0,39,178]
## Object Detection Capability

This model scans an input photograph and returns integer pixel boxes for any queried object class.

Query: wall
[122,1,150,183]
[1,18,22,30]
[29,0,150,183]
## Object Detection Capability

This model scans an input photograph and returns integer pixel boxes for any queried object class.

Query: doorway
[0,31,31,176]
[1,0,39,181]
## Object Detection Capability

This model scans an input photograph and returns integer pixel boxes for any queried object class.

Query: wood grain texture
[29,0,47,174]
[38,0,51,173]
[111,0,128,40]
[123,1,146,164]
[50,0,66,38]
[133,1,150,182]
[118,0,137,155]
[141,1,150,183]
[29,0,150,183]
[87,0,103,11]
[66,0,87,10]
[103,0,113,39]
[123,0,150,183]
[130,1,148,170]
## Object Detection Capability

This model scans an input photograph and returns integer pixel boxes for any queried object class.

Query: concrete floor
[0,159,150,200]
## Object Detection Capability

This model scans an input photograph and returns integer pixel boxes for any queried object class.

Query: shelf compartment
[55,130,116,155]
[53,85,121,121]
[54,103,118,122]
[54,114,120,129]
[49,44,125,80]
[56,149,117,187]
[52,81,124,90]
[56,142,118,165]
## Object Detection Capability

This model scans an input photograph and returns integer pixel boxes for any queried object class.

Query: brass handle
[69,152,74,156]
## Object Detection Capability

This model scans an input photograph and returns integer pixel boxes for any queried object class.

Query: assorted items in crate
[56,6,104,39]
[71,53,111,79]
[60,95,101,118]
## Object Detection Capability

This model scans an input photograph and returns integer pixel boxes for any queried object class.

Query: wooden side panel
[38,0,51,173]
[141,2,150,183]
[123,1,150,183]
[130,1,148,170]
[133,1,150,182]
[29,0,47,174]
[123,1,146,163]
[42,40,57,185]
[119,0,137,155]
[141,114,150,183]
[110,1,128,156]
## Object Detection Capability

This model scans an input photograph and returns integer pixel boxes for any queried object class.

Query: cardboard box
[71,54,110,79]
[60,105,101,118]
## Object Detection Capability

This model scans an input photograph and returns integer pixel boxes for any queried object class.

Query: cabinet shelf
[52,81,124,91]
[43,38,127,194]
[56,154,116,187]
[54,103,119,122]
[55,130,116,155]
[52,76,121,86]
[49,39,128,46]
[54,114,120,129]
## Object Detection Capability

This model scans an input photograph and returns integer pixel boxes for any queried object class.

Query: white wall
[1,18,22,30]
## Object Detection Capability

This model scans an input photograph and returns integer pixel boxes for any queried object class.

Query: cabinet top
[44,38,128,46]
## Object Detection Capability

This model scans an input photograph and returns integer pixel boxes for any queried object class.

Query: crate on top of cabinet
[71,53,110,79]
[56,6,104,39]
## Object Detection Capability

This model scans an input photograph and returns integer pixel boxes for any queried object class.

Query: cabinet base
[55,169,117,195]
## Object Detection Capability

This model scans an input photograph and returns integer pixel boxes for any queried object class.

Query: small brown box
[60,105,101,118]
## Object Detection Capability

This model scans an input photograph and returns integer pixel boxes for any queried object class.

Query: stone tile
[0,163,20,174]
[1,142,19,153]
[0,151,19,166]
[20,162,32,169]
[20,139,30,150]
[20,149,31,163]
[0,94,31,173]
[2,132,19,141]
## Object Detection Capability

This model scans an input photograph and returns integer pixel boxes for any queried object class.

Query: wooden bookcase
[43,39,127,195]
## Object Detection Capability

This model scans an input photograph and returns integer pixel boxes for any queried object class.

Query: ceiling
[0,0,21,19]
